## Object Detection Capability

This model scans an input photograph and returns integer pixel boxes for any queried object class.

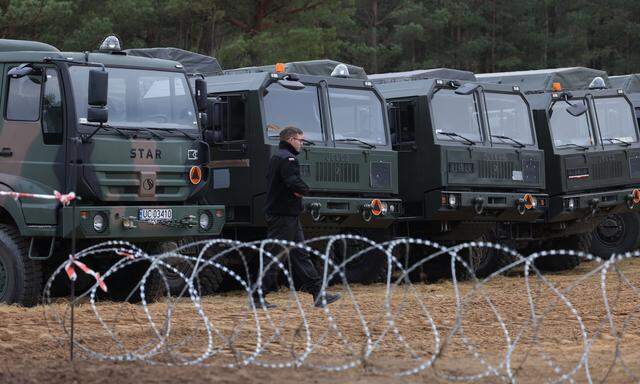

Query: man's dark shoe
[313,292,341,308]
[252,295,277,309]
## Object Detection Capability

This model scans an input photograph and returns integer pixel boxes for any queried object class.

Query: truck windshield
[593,97,638,144]
[328,87,386,145]
[431,89,482,142]
[263,82,323,141]
[485,92,534,145]
[69,66,198,130]
[549,99,593,147]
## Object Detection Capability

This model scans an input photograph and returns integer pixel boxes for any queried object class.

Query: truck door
[0,65,66,225]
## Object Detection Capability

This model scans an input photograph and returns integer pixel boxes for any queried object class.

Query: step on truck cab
[478,68,640,251]
[0,38,225,305]
[370,69,547,244]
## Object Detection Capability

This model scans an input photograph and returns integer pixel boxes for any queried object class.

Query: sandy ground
[1,258,640,383]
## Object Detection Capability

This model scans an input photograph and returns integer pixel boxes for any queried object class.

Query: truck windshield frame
[69,65,199,131]
[484,91,535,146]
[593,96,638,145]
[549,99,594,148]
[328,86,387,146]
[431,88,483,143]
[263,82,324,142]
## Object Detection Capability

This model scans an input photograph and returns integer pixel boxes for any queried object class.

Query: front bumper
[61,205,225,239]
[548,188,640,222]
[300,196,402,228]
[424,190,548,222]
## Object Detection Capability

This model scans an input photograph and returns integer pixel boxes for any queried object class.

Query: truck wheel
[0,224,43,306]
[590,213,640,259]
[533,233,590,271]
[325,230,390,285]
[460,232,508,279]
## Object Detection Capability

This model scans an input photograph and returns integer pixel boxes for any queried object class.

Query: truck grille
[592,157,624,180]
[315,162,359,183]
[521,158,540,183]
[479,160,514,180]
[629,154,640,178]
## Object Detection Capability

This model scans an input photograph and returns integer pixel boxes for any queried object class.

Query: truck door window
[41,68,63,144]
[389,100,415,144]
[263,82,323,142]
[485,92,534,145]
[431,89,482,142]
[549,99,592,147]
[593,97,638,144]
[212,95,245,141]
[6,69,41,121]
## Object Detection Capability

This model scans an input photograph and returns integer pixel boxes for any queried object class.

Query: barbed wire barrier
[42,235,640,383]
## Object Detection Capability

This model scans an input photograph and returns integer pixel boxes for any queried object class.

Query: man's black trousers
[261,215,323,295]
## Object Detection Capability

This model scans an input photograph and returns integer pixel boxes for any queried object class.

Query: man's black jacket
[264,141,310,216]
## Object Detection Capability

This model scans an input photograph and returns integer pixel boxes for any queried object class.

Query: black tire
[0,224,43,306]
[533,233,590,271]
[323,230,390,285]
[458,232,510,279]
[590,213,640,259]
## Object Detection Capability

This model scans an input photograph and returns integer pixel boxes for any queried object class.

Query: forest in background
[2,0,640,76]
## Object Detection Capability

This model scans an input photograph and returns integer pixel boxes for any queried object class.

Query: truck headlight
[448,194,458,208]
[93,213,106,232]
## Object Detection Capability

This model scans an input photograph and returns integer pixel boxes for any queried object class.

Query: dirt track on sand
[1,258,640,383]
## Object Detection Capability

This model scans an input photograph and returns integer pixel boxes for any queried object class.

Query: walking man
[257,126,341,308]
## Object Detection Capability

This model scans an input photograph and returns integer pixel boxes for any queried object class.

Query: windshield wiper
[491,134,525,148]
[603,137,632,147]
[556,143,589,151]
[301,138,316,146]
[335,138,376,149]
[117,127,165,140]
[147,127,197,140]
[79,122,132,142]
[436,130,476,145]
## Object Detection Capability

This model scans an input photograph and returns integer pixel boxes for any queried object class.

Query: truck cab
[201,60,401,236]
[0,38,225,305]
[370,69,547,244]
[478,68,640,250]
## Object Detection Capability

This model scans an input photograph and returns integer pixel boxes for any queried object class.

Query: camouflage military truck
[0,38,225,305]
[478,68,640,261]
[370,69,548,276]
[207,60,401,282]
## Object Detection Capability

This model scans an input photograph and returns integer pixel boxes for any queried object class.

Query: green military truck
[370,69,548,276]
[0,38,225,305]
[478,68,640,261]
[584,73,640,256]
[202,60,401,282]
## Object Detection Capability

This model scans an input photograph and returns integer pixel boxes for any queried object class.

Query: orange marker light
[215,209,224,218]
[189,166,202,185]
[552,82,562,91]
[275,63,285,73]
[523,194,537,210]
[370,199,383,216]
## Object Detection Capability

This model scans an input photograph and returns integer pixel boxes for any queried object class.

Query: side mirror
[88,70,108,106]
[195,78,208,112]
[277,79,305,90]
[566,103,588,117]
[87,106,108,124]
[454,83,482,95]
[8,63,34,78]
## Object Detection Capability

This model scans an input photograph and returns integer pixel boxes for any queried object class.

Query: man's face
[288,133,304,152]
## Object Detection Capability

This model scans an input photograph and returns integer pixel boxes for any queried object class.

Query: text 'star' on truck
[370,69,550,278]
[127,49,404,284]
[478,68,640,264]
[0,37,225,306]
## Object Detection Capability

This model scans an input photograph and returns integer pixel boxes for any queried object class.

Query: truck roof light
[331,63,350,77]
[589,77,606,89]
[552,82,562,91]
[99,35,121,51]
[275,63,285,73]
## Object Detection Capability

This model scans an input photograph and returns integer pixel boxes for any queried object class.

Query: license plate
[138,208,173,221]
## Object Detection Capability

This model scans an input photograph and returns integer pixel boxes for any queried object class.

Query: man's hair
[279,126,304,141]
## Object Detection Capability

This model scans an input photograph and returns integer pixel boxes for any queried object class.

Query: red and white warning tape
[0,190,76,206]
[65,255,108,292]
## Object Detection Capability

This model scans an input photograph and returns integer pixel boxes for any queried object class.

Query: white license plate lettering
[139,209,173,221]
